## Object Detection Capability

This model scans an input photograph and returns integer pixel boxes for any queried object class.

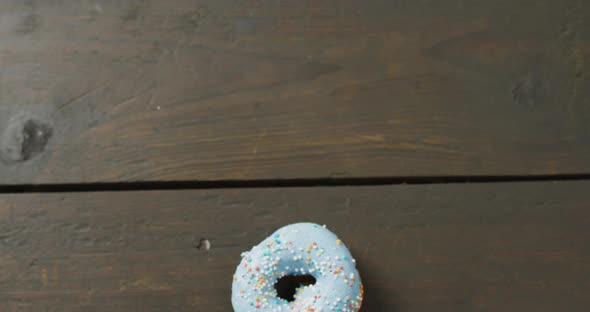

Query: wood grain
[0,181,589,311]
[1,0,590,184]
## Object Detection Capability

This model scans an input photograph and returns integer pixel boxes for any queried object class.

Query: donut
[232,223,363,311]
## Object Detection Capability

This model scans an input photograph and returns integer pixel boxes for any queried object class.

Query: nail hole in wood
[196,238,211,251]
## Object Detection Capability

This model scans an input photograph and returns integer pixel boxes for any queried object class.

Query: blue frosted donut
[232,223,363,312]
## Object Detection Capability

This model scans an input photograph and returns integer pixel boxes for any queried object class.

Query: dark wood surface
[0,181,588,311]
[1,0,590,184]
[1,2,588,311]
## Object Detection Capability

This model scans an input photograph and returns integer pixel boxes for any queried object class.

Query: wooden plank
[0,1,589,184]
[0,181,589,311]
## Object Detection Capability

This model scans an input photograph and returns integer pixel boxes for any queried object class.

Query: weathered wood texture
[0,181,589,311]
[0,0,589,184]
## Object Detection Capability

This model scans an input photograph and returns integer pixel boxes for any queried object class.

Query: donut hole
[274,274,316,302]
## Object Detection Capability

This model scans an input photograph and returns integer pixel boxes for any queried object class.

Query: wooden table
[0,1,589,311]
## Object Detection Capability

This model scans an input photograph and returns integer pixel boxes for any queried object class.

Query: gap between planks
[1,174,590,194]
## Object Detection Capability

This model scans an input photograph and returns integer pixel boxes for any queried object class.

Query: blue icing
[232,223,363,312]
